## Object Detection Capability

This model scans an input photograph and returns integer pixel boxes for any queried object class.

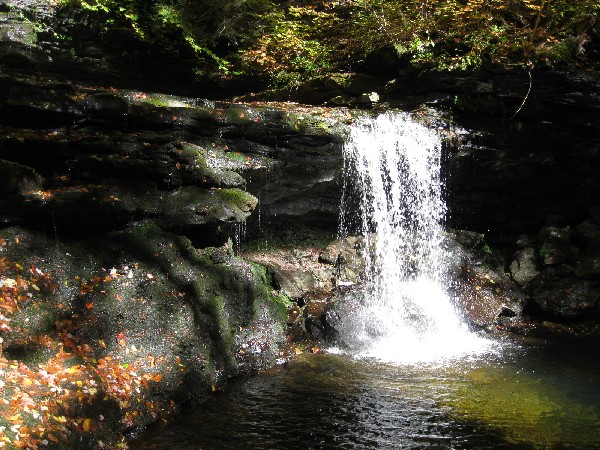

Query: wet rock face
[0,38,348,445]
[440,69,600,234]
[0,71,348,241]
[246,231,526,344]
[442,231,525,328]
[284,67,600,237]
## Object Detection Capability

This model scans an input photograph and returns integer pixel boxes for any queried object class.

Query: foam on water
[338,111,494,364]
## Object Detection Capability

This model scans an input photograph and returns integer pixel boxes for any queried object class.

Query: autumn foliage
[0,238,175,449]
[58,0,599,87]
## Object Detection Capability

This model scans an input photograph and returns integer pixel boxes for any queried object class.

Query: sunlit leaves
[0,255,174,448]
[60,0,599,85]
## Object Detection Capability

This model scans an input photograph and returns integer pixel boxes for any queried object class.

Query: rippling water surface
[130,337,600,450]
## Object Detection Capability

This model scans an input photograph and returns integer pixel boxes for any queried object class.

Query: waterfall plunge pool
[131,111,600,449]
[130,337,600,450]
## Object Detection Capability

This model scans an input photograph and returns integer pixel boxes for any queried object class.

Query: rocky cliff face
[0,40,351,446]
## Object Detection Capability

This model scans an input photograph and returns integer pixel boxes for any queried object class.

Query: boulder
[588,206,600,224]
[0,224,287,446]
[527,267,600,320]
[574,237,600,280]
[510,247,539,287]
[319,236,366,286]
[572,220,600,247]
[537,226,573,266]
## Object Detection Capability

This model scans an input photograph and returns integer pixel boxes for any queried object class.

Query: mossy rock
[0,223,287,447]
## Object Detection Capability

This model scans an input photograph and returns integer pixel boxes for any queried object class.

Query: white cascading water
[337,111,491,364]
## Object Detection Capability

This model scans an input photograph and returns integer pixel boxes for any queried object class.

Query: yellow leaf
[83,418,91,432]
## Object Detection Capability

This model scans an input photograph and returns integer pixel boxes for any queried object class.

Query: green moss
[224,151,248,162]
[214,188,257,212]
[146,95,188,108]
[286,112,335,136]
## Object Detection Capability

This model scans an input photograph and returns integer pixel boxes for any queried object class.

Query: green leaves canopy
[60,0,600,86]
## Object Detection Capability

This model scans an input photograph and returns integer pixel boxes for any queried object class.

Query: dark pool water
[130,337,600,450]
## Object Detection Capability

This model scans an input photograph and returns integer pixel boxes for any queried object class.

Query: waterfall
[337,111,491,363]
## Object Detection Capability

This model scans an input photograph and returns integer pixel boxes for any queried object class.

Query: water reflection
[131,339,600,450]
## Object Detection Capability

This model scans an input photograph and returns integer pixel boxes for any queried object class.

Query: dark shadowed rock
[362,44,412,76]
[574,238,600,280]
[537,226,574,266]
[527,267,600,320]
[510,247,539,287]
[573,220,600,247]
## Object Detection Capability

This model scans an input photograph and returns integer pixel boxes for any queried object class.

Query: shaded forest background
[35,0,600,91]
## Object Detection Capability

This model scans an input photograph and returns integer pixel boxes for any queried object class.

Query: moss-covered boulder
[0,224,287,448]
